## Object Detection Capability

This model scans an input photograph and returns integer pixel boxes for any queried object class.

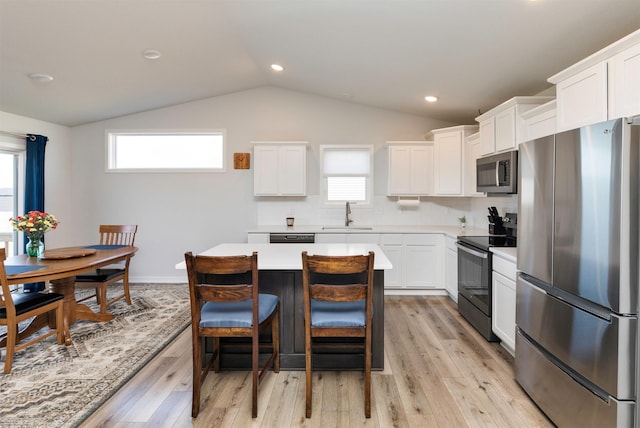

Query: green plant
[457,216,467,224]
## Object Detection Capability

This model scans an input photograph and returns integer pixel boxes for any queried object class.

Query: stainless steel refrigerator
[516,117,640,427]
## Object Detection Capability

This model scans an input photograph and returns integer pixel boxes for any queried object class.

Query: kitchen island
[176,243,392,370]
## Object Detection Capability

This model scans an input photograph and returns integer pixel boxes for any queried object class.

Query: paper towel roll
[397,198,420,207]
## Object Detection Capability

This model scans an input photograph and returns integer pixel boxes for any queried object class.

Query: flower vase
[26,237,45,258]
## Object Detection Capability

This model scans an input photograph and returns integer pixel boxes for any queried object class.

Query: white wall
[3,87,516,283]
[0,111,73,250]
[70,86,454,282]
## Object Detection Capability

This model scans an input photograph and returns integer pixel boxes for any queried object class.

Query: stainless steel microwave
[476,150,517,194]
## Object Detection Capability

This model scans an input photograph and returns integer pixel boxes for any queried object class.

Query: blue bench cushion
[199,294,279,328]
[0,292,63,318]
[310,299,368,327]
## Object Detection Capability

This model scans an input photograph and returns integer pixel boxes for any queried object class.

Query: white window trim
[0,141,25,256]
[105,129,227,173]
[320,144,374,206]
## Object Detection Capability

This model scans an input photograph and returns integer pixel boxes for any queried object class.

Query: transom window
[107,131,225,172]
[321,145,373,204]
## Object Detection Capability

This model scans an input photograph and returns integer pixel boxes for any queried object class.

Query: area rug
[0,283,191,428]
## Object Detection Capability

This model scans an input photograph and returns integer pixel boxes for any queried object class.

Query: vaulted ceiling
[1,0,639,127]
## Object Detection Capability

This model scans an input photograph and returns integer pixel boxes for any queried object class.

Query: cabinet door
[434,132,462,195]
[381,244,402,287]
[522,104,557,142]
[279,145,306,196]
[479,118,495,156]
[388,146,412,195]
[492,271,516,354]
[403,234,442,288]
[254,145,280,195]
[445,239,458,301]
[609,42,640,119]
[404,244,437,287]
[410,145,433,195]
[555,61,608,131]
[388,145,433,195]
[463,133,483,196]
[494,107,516,152]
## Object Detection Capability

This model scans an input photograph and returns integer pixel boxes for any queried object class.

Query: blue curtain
[23,134,48,292]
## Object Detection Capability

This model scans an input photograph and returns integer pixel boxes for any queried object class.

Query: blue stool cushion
[310,299,368,327]
[199,293,279,328]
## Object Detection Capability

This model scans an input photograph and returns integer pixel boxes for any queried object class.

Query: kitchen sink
[322,226,374,231]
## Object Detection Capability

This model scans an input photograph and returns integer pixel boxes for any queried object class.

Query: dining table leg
[47,277,80,345]
[49,276,114,327]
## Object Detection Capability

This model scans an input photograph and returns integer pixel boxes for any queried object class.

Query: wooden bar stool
[184,251,280,418]
[301,250,375,418]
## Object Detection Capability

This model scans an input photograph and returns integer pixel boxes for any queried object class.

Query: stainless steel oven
[456,235,516,342]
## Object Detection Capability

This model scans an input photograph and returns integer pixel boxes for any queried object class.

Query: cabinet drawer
[493,255,516,280]
[404,234,438,246]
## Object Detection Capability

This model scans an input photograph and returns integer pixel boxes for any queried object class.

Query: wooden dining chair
[301,250,375,418]
[184,251,280,418]
[75,225,138,314]
[0,248,67,373]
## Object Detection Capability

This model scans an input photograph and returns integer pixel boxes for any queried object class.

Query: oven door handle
[456,242,489,259]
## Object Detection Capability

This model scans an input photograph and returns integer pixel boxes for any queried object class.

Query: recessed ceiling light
[270,64,284,72]
[28,73,54,83]
[424,95,439,103]
[142,49,162,60]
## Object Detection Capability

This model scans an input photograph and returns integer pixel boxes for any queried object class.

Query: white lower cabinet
[445,236,458,302]
[380,237,403,287]
[248,231,446,292]
[492,254,517,355]
[381,234,444,291]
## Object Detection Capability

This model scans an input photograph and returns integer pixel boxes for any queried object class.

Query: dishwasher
[269,233,315,244]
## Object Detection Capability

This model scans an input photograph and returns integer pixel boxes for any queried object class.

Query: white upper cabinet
[253,141,307,196]
[463,132,483,197]
[387,142,433,196]
[425,125,478,196]
[609,41,640,119]
[553,62,608,131]
[478,117,495,155]
[521,100,557,142]
[476,96,554,156]
[548,29,640,131]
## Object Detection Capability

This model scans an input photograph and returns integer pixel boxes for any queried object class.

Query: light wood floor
[81,296,552,427]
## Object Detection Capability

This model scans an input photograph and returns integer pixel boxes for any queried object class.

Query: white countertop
[175,243,393,271]
[491,247,517,263]
[248,224,488,239]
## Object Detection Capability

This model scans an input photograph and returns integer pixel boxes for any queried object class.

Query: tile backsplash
[256,195,517,229]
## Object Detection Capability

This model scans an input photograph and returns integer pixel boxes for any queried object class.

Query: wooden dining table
[3,245,138,345]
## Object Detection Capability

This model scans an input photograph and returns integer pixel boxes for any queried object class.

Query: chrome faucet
[345,201,353,226]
